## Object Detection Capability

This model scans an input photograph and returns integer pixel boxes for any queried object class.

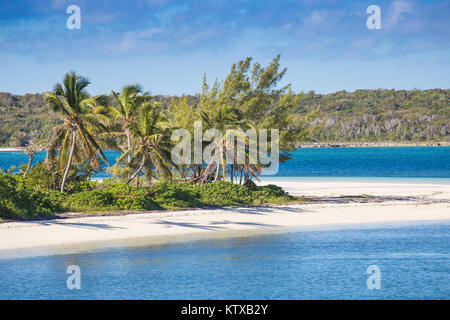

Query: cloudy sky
[0,0,449,95]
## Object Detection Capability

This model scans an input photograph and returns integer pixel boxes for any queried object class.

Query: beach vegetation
[0,168,301,220]
[43,72,111,192]
[6,56,440,220]
[0,170,62,220]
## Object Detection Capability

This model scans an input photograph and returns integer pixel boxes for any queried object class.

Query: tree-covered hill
[0,88,448,147]
[0,93,194,147]
[297,89,449,142]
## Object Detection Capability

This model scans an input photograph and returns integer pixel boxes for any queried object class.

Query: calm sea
[0,221,449,299]
[1,148,449,299]
[1,146,450,182]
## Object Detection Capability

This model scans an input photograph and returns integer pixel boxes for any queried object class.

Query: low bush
[62,189,116,212]
[195,181,254,206]
[1,171,299,220]
[63,184,161,212]
[147,182,203,209]
[0,171,61,220]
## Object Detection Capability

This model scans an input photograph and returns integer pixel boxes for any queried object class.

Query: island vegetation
[1,55,449,221]
[1,77,448,148]
[1,56,310,221]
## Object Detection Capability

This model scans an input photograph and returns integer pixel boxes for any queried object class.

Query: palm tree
[44,72,110,192]
[200,102,251,183]
[110,85,147,164]
[114,102,175,185]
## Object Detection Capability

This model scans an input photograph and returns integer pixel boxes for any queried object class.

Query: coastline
[0,147,24,152]
[296,141,450,148]
[1,180,449,256]
[1,142,449,152]
[258,179,450,198]
[0,202,448,257]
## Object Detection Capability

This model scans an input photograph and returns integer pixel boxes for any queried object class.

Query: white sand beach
[0,181,449,255]
[259,179,450,200]
[0,147,24,152]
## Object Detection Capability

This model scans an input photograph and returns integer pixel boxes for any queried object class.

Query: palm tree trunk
[126,128,132,180]
[239,168,243,185]
[243,172,249,186]
[220,148,226,181]
[213,162,220,182]
[23,153,35,178]
[194,164,201,180]
[201,151,217,184]
[61,131,76,192]
[230,164,234,183]
[126,129,131,163]
[127,157,145,184]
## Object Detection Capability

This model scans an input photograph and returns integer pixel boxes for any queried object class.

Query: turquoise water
[269,146,450,179]
[0,150,119,179]
[1,147,450,181]
[0,221,449,299]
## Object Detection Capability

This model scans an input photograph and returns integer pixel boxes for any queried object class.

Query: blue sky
[0,0,449,95]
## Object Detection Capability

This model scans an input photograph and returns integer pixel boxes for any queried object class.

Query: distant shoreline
[0,147,24,152]
[1,142,449,152]
[296,141,450,148]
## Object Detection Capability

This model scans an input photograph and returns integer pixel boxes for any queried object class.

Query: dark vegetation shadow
[30,221,124,230]
[219,205,311,215]
[154,219,279,231]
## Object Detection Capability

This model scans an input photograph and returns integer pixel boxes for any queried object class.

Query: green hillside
[0,88,448,147]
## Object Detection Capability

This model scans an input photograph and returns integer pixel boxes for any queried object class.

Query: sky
[0,0,449,95]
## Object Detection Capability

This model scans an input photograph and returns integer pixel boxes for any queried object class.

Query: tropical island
[1,56,315,221]
[0,57,449,253]
[1,0,449,301]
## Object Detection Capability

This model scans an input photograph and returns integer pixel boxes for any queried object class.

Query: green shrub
[25,161,95,193]
[115,190,160,211]
[148,182,202,209]
[25,161,62,190]
[63,189,116,212]
[0,171,61,220]
[196,181,254,206]
[103,182,160,210]
[252,184,293,204]
[1,170,298,220]
[62,183,161,212]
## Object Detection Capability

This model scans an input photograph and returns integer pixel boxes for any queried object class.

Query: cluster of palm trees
[42,56,310,192]
[43,72,262,193]
[196,104,262,185]
[44,72,175,192]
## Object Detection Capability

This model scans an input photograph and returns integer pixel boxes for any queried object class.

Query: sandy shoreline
[1,180,449,256]
[0,202,449,255]
[0,147,24,152]
[258,180,450,200]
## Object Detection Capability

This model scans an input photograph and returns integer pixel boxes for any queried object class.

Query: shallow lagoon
[1,220,449,299]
